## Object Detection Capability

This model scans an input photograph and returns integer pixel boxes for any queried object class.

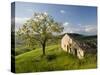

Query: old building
[61,33,97,59]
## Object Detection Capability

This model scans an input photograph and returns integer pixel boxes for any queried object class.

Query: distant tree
[16,12,64,56]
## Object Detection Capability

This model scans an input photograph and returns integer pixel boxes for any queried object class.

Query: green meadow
[15,44,97,73]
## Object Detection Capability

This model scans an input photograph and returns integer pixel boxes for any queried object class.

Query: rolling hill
[13,33,97,73]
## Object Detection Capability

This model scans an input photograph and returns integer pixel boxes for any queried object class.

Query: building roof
[64,33,97,52]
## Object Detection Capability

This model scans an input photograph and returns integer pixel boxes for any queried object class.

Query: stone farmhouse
[61,33,97,59]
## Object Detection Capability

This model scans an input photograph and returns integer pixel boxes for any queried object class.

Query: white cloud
[14,17,30,31]
[60,10,66,14]
[63,23,97,35]
[15,17,30,24]
[84,25,97,34]
[63,22,69,26]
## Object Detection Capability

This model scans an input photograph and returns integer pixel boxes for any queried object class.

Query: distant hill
[59,33,97,40]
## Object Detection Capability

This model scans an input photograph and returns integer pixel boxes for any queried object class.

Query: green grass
[15,44,97,73]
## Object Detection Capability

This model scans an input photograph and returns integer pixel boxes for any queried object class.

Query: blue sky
[14,2,97,35]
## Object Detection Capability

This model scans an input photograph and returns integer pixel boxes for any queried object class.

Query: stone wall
[61,34,84,59]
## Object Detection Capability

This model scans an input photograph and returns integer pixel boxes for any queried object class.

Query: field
[15,44,97,73]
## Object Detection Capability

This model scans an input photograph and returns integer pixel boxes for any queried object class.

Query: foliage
[16,12,64,55]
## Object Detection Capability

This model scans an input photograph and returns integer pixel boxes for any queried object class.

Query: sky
[13,2,97,35]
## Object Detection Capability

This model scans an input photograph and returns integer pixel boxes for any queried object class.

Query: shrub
[46,54,57,61]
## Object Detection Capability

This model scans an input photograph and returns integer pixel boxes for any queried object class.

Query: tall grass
[15,45,97,73]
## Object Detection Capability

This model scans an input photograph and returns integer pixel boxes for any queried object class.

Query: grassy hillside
[15,44,97,73]
[14,33,97,73]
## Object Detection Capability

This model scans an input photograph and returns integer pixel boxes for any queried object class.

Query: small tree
[17,12,64,56]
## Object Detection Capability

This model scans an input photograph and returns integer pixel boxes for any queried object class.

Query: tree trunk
[42,41,46,56]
